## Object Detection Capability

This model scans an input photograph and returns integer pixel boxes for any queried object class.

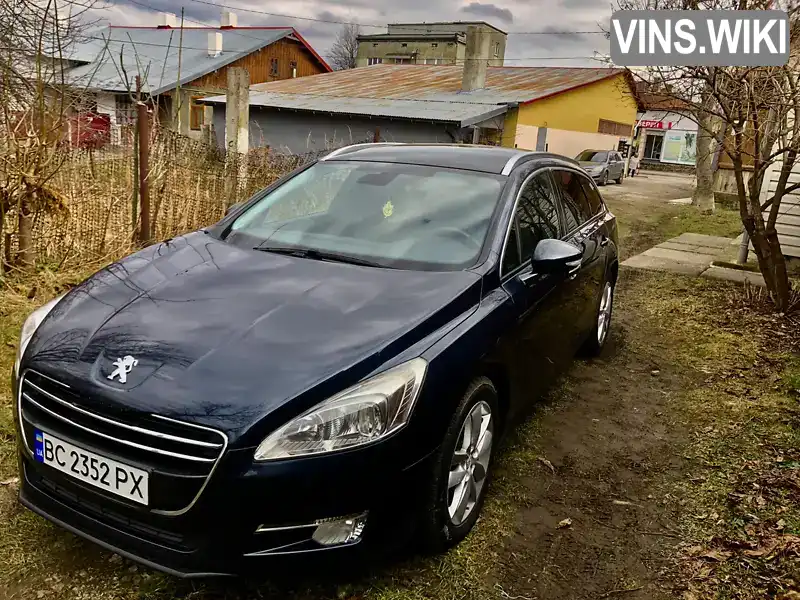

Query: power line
[41,33,604,61]
[179,0,606,36]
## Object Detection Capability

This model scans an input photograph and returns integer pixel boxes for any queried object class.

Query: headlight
[14,295,64,375]
[254,358,427,461]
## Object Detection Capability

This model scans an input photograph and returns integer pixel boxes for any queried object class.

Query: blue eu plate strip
[34,429,44,463]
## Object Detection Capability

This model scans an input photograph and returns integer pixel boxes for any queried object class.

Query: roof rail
[501,151,579,175]
[322,143,404,160]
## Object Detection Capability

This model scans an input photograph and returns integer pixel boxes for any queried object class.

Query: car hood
[24,232,482,444]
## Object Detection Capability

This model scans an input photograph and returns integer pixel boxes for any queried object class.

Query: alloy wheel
[447,401,493,526]
[597,282,613,345]
[602,171,609,185]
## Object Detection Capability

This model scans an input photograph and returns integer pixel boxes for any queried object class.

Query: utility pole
[137,80,151,245]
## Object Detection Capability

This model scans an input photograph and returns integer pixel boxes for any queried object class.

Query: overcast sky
[90,0,614,67]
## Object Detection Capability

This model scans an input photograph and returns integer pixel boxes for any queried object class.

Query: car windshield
[576,151,608,163]
[223,161,506,270]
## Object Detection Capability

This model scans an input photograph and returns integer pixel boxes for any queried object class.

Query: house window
[401,43,408,47]
[189,97,205,131]
[598,119,633,137]
[373,43,379,47]
[493,42,501,58]
[448,42,455,46]
[431,43,438,48]
[290,61,297,78]
[270,58,279,76]
[368,57,383,65]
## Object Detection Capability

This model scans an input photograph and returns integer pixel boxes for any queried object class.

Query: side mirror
[225,202,243,216]
[530,239,582,275]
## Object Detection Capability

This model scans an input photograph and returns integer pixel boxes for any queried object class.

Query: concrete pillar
[536,127,547,152]
[461,26,490,92]
[225,67,250,155]
[224,68,250,206]
[171,89,191,136]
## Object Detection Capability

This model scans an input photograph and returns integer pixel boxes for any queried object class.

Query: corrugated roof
[252,64,624,105]
[203,64,628,126]
[66,27,326,95]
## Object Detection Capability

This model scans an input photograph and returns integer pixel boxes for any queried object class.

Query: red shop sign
[639,120,672,129]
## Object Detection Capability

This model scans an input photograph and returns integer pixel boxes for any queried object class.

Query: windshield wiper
[253,246,383,268]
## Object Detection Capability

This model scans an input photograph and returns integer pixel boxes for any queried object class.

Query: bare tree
[0,0,102,271]
[328,24,360,71]
[620,9,798,311]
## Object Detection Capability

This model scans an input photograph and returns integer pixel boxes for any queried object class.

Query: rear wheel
[615,172,624,184]
[419,378,498,551]
[582,278,614,356]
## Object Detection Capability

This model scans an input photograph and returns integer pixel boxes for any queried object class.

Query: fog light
[312,512,368,546]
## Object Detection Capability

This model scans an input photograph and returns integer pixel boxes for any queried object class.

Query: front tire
[600,170,609,186]
[419,378,498,551]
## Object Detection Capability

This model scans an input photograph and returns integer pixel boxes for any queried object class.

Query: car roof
[321,143,579,175]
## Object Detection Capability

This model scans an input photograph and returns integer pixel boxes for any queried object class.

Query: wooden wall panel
[186,37,325,91]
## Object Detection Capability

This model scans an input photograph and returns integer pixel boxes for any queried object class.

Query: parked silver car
[575,150,625,186]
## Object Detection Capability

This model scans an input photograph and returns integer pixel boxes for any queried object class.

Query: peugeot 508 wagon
[13,144,618,577]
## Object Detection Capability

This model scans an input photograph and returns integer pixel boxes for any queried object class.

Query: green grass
[662,206,743,240]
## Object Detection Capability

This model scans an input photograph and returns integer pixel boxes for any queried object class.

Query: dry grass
[2,129,328,271]
[621,271,800,599]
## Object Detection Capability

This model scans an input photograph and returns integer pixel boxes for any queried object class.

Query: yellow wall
[516,73,637,135]
[501,109,519,148]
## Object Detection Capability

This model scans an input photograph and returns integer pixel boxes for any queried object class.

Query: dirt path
[495,276,692,599]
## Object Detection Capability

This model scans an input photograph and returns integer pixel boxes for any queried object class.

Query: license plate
[33,429,149,505]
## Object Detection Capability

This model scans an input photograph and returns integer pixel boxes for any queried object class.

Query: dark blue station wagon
[13,144,619,576]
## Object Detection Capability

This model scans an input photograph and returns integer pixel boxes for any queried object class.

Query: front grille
[19,370,227,514]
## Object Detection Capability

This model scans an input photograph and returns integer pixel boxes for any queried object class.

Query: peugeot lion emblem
[107,355,138,384]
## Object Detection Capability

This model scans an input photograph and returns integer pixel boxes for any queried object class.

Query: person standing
[628,152,639,177]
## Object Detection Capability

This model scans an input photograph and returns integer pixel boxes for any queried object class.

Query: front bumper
[18,438,436,577]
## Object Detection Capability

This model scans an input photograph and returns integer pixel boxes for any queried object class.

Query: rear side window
[516,172,560,261]
[578,176,604,217]
[552,169,595,232]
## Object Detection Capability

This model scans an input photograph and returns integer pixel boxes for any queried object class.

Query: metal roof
[66,27,328,95]
[212,91,509,126]
[202,64,628,126]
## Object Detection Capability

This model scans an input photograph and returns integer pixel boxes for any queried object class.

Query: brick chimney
[461,25,490,92]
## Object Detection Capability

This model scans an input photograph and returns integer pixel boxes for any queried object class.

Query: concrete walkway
[622,233,766,286]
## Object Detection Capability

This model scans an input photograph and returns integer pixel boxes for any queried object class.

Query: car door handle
[519,270,538,286]
[566,259,581,280]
